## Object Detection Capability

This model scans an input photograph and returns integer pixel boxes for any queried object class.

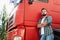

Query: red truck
[6,0,60,40]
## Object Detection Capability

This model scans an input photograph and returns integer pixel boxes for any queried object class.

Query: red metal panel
[48,0,60,28]
[25,27,40,40]
[53,0,60,5]
[52,24,60,29]
[7,32,12,40]
[14,0,24,26]
[7,26,25,40]
[25,0,49,27]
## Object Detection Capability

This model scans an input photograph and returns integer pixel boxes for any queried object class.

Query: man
[37,8,54,40]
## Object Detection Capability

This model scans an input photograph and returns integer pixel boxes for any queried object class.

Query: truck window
[10,0,22,4]
[34,0,48,3]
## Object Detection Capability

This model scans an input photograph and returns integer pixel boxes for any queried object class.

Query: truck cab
[6,0,60,40]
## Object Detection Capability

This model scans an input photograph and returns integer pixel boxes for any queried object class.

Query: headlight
[14,36,21,40]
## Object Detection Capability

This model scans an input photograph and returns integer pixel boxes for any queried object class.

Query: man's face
[41,9,47,16]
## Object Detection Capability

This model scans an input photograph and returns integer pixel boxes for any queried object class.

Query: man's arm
[37,16,52,28]
[37,21,48,28]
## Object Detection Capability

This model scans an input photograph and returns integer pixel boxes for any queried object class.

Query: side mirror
[28,0,33,4]
[16,0,22,5]
[20,0,22,3]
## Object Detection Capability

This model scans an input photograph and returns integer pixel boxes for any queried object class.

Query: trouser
[41,33,54,40]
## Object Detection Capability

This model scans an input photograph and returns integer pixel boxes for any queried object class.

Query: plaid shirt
[38,16,53,36]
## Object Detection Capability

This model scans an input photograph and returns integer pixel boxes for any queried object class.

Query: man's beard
[42,14,46,16]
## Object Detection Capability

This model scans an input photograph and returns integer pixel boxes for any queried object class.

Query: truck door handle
[28,0,33,4]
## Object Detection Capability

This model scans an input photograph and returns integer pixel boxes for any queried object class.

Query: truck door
[24,0,49,40]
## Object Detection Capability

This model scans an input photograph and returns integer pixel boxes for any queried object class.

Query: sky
[0,0,5,25]
[0,0,15,25]
[0,0,15,15]
[0,0,20,25]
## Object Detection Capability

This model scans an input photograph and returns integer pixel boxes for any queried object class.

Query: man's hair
[41,8,47,11]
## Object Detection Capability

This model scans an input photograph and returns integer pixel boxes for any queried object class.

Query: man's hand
[37,24,42,28]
